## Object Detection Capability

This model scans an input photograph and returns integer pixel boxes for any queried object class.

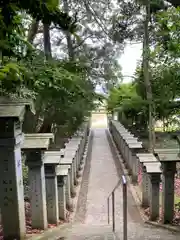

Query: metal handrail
[107,175,127,240]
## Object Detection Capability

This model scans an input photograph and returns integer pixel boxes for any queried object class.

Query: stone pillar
[72,158,77,195]
[71,161,76,197]
[77,148,82,177]
[0,119,26,239]
[27,151,48,229]
[119,134,123,155]
[65,147,78,181]
[116,132,120,151]
[142,166,150,208]
[162,162,176,224]
[123,140,127,163]
[125,143,132,172]
[57,176,66,220]
[76,145,82,178]
[75,148,80,176]
[149,173,160,221]
[45,165,59,225]
[79,145,84,170]
[131,152,139,184]
[66,170,73,211]
[73,156,78,185]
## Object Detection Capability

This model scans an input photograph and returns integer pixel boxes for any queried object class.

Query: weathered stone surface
[60,158,74,165]
[157,153,180,162]
[144,162,161,173]
[0,96,35,113]
[29,164,48,229]
[154,148,179,153]
[44,153,61,164]
[45,165,59,225]
[56,165,69,176]
[128,142,142,148]
[137,153,155,159]
[22,134,53,149]
[0,104,25,121]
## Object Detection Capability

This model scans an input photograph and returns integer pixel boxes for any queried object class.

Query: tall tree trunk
[63,0,75,60]
[38,23,53,133]
[43,23,52,59]
[143,0,155,152]
[27,19,39,43]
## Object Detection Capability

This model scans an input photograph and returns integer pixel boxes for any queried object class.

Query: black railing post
[107,176,127,238]
[122,175,127,240]
[107,197,110,224]
[112,191,115,232]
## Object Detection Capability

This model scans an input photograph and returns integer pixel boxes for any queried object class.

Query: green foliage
[107,83,147,127]
[153,7,180,57]
[0,0,96,137]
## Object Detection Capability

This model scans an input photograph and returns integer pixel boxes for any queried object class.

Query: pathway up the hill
[57,114,180,239]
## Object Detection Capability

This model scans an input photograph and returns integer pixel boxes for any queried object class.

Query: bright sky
[118,42,142,83]
[95,42,142,93]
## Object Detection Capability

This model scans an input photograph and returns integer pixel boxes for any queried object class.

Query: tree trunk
[143,0,155,152]
[43,23,52,59]
[38,117,52,133]
[63,0,75,60]
[39,23,53,132]
[27,19,39,43]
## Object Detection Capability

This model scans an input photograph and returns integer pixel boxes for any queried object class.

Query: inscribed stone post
[0,114,26,240]
[144,162,161,221]
[130,146,143,184]
[60,156,76,197]
[65,142,79,178]
[156,153,179,224]
[44,151,62,224]
[45,164,59,225]
[127,143,142,178]
[57,175,66,220]
[125,138,138,173]
[0,100,35,240]
[142,166,150,208]
[57,165,73,211]
[23,134,53,229]
[162,161,176,224]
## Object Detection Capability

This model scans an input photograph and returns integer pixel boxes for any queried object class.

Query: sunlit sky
[95,42,142,93]
[118,42,142,83]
